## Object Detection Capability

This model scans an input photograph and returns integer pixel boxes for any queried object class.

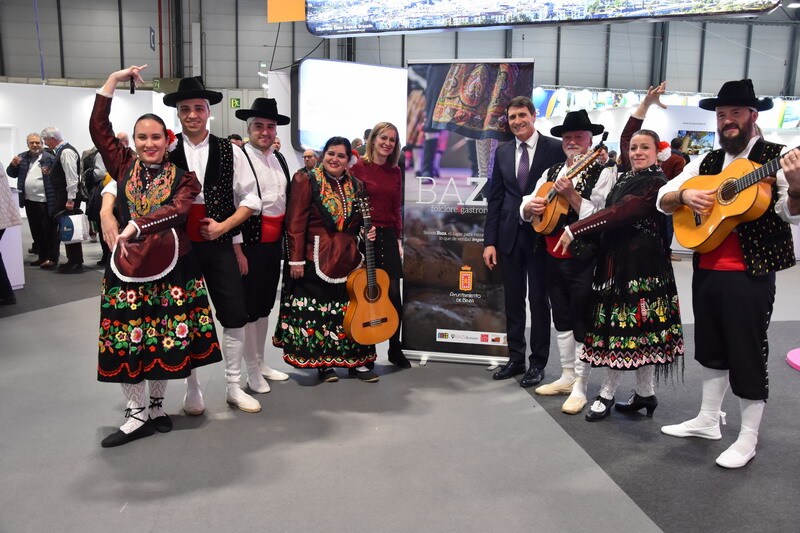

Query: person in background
[274,136,378,382]
[298,149,318,174]
[91,65,222,447]
[273,137,282,152]
[228,134,244,147]
[41,126,84,273]
[6,133,56,265]
[351,138,363,151]
[554,128,684,423]
[0,161,22,305]
[670,138,691,165]
[350,122,409,368]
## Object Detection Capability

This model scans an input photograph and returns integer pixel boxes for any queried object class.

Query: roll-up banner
[403,60,535,364]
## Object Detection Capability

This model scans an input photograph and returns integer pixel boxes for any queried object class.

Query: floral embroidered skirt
[97,254,222,383]
[273,263,376,368]
[580,274,684,370]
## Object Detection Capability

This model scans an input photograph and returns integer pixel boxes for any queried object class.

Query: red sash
[260,214,285,243]
[545,230,572,259]
[698,232,746,271]
[187,204,207,242]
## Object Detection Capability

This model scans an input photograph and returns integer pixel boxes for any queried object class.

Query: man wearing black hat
[233,98,293,394]
[483,96,564,388]
[658,79,800,468]
[520,109,615,414]
[162,77,264,414]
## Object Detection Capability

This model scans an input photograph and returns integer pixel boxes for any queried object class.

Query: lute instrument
[532,132,608,235]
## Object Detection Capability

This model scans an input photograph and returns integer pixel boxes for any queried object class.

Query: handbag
[110,228,180,282]
[59,213,90,243]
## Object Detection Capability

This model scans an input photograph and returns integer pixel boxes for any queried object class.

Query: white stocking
[254,317,270,370]
[634,366,655,397]
[685,367,729,429]
[223,326,247,385]
[724,399,764,458]
[552,330,576,385]
[120,382,147,434]
[599,368,623,400]
[148,380,168,419]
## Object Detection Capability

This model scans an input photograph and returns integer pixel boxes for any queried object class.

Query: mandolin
[343,196,399,346]
[532,133,608,235]
[673,153,791,253]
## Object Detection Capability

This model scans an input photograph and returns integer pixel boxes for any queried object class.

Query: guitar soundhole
[718,179,738,205]
[364,285,381,303]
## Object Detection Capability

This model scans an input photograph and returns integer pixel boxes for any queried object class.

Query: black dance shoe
[585,396,615,422]
[101,421,156,448]
[148,396,173,433]
[615,391,658,418]
[349,367,380,383]
[520,367,545,388]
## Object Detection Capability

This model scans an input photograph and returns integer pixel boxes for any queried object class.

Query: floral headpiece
[167,129,178,152]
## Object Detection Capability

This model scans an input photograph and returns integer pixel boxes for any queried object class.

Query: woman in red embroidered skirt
[90,66,221,447]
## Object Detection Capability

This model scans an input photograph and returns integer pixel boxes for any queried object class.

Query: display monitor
[291,59,407,152]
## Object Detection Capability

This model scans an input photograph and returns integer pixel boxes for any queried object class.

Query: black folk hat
[550,109,605,137]
[234,97,290,125]
[163,76,223,108]
[698,79,773,111]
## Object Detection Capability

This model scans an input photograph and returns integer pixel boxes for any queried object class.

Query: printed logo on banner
[436,329,507,346]
[459,266,473,291]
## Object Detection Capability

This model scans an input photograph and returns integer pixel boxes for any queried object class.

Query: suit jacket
[484,133,565,255]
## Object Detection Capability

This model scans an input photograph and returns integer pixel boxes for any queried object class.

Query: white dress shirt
[55,141,80,201]
[243,143,287,217]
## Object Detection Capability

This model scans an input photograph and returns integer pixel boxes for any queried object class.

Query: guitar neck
[736,149,795,192]
[363,216,377,290]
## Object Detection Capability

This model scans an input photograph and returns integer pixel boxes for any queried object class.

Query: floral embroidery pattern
[273,295,375,368]
[98,277,218,378]
[125,160,176,218]
[309,166,355,231]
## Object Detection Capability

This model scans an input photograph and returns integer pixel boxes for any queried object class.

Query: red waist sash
[261,214,285,243]
[545,230,572,259]
[187,204,207,242]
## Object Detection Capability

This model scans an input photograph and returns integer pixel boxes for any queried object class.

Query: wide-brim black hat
[550,109,605,137]
[698,79,773,111]
[163,76,223,107]
[234,97,290,125]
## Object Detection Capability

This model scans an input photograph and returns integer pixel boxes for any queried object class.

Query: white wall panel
[749,24,791,96]
[512,27,558,86]
[608,22,653,90]
[665,22,703,93]
[1,0,63,79]
[700,23,749,94]
[457,29,506,60]
[559,25,607,88]
[404,32,456,62]
[354,35,404,67]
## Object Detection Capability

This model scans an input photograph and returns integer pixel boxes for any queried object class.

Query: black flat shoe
[101,421,156,448]
[318,368,339,382]
[493,362,525,380]
[149,415,173,433]
[615,391,658,418]
[56,262,83,274]
[585,396,615,422]
[0,297,17,306]
[388,345,411,368]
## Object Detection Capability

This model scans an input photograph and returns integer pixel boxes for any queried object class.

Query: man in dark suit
[483,96,566,387]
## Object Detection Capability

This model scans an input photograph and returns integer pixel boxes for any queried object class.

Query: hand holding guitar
[522,196,546,219]
[680,188,716,216]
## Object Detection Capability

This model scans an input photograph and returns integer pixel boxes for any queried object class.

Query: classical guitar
[673,153,790,253]
[532,132,608,235]
[343,196,399,346]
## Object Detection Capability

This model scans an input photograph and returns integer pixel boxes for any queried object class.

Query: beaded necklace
[125,159,176,218]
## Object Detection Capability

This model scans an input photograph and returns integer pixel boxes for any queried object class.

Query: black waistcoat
[170,133,239,243]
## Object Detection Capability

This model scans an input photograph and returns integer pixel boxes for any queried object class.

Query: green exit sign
[230,98,241,109]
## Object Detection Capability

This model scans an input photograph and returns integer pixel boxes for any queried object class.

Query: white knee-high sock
[120,381,147,434]
[148,380,168,418]
[725,398,765,457]
[599,368,623,400]
[254,317,270,368]
[684,367,729,429]
[223,327,247,387]
[552,330,576,385]
[634,366,655,397]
